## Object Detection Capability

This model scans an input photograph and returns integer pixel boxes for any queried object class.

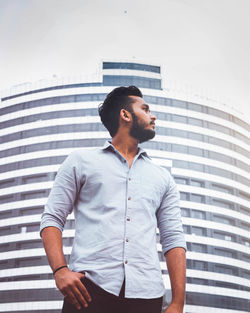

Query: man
[40,86,186,313]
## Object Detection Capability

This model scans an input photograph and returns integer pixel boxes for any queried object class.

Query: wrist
[53,265,68,276]
[169,301,184,311]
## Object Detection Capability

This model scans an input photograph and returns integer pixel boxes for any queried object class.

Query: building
[0,61,249,313]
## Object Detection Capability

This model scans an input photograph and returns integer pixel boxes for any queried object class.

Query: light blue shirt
[40,141,186,298]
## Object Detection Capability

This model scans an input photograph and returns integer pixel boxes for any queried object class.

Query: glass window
[212,199,233,209]
[103,62,160,73]
[233,116,250,132]
[193,260,207,270]
[171,114,187,123]
[240,221,250,231]
[188,117,203,127]
[21,190,49,200]
[173,160,188,169]
[208,107,229,120]
[180,192,188,200]
[0,178,15,188]
[189,162,204,171]
[190,180,204,187]
[240,206,250,216]
[192,210,205,219]
[215,264,236,275]
[211,183,233,194]
[214,231,234,242]
[172,144,188,153]
[191,226,205,236]
[181,208,190,217]
[239,191,250,201]
[171,129,187,138]
[174,177,188,184]
[188,132,203,141]
[20,206,44,216]
[191,243,206,253]
[234,131,250,145]
[103,75,161,90]
[172,99,186,109]
[188,146,203,157]
[188,102,202,112]
[213,214,234,225]
[209,122,230,135]
[190,194,205,203]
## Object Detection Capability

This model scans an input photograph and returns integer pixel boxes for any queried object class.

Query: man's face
[128,96,156,143]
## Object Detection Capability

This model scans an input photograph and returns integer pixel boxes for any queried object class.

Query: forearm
[41,226,91,309]
[165,247,186,311]
[41,226,67,272]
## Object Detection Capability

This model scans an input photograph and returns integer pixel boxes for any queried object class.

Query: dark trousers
[62,277,163,313]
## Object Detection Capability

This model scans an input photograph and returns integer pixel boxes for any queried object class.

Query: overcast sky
[0,0,250,119]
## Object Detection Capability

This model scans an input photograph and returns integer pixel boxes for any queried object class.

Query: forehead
[128,96,147,107]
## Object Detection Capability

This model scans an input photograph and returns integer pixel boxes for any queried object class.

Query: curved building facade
[0,61,249,313]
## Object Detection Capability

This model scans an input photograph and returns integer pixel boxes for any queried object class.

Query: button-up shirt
[40,141,186,298]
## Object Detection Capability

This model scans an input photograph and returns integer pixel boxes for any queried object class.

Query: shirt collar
[101,140,150,159]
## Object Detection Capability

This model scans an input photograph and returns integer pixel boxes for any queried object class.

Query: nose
[150,113,156,121]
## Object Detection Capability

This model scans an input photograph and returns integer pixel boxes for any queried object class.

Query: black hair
[98,86,142,137]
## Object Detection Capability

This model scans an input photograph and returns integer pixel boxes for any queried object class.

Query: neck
[111,133,139,159]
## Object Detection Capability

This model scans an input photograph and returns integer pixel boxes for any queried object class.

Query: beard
[129,112,155,143]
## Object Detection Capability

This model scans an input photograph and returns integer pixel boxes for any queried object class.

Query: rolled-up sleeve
[156,174,186,255]
[40,151,83,235]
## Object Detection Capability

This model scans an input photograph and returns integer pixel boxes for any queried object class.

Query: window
[103,75,161,90]
[191,226,205,236]
[188,147,203,157]
[172,144,188,153]
[213,199,233,209]
[191,243,206,253]
[188,117,203,127]
[188,102,202,112]
[213,214,234,225]
[103,62,160,73]
[180,192,188,200]
[174,177,188,184]
[172,114,187,123]
[181,208,190,217]
[190,194,205,203]
[214,248,235,258]
[240,221,250,231]
[211,183,233,194]
[215,264,236,275]
[172,99,186,109]
[193,260,207,270]
[214,231,234,241]
[190,180,204,187]
[208,107,229,120]
[192,210,205,219]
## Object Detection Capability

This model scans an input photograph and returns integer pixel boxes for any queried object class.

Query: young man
[40,86,186,313]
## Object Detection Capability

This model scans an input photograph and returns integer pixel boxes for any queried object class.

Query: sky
[0,0,250,120]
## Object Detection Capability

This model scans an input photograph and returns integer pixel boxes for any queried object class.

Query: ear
[120,109,131,122]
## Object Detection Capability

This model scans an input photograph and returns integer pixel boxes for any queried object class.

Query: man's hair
[98,86,142,137]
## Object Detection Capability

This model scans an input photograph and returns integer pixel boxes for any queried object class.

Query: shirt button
[126,238,129,242]
[128,178,131,181]
[128,197,131,200]
[124,260,128,264]
[127,217,130,221]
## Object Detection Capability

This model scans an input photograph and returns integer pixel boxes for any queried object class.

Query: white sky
[0,0,250,118]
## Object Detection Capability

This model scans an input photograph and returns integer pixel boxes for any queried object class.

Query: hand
[54,268,92,310]
[164,302,183,313]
